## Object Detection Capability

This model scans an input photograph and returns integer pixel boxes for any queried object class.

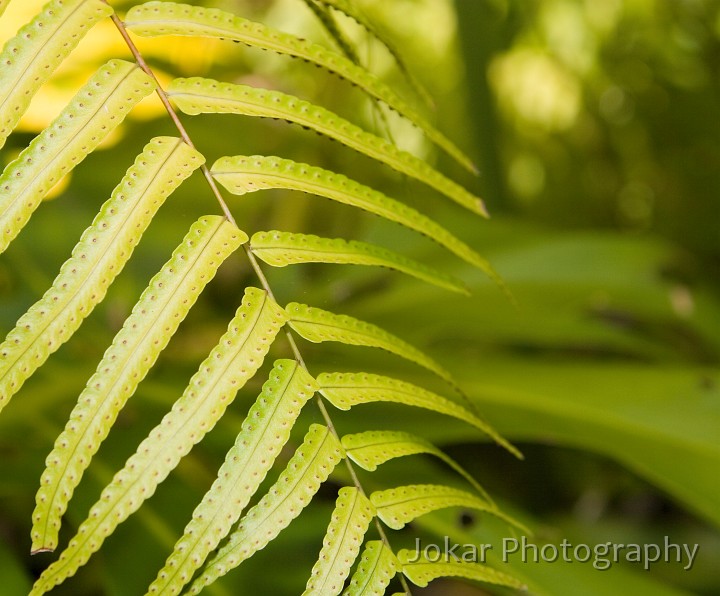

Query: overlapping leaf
[0,0,113,149]
[213,155,494,276]
[31,215,246,552]
[147,360,317,595]
[170,79,486,215]
[0,135,201,414]
[187,424,344,595]
[30,287,287,594]
[124,1,473,172]
[0,59,154,254]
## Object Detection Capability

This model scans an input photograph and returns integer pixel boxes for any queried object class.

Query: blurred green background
[1,0,719,594]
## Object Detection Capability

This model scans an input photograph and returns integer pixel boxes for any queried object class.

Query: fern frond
[371,484,524,532]
[169,79,486,215]
[343,540,400,596]
[124,1,474,172]
[315,0,434,110]
[304,486,376,596]
[147,359,317,595]
[0,0,113,149]
[341,430,492,503]
[250,231,468,295]
[396,548,524,590]
[317,372,521,458]
[187,423,344,595]
[31,215,246,553]
[0,135,202,415]
[30,287,286,593]
[285,302,455,385]
[0,59,155,254]
[212,155,496,276]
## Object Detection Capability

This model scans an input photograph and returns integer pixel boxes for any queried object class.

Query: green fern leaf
[31,215,246,553]
[315,0,434,109]
[304,487,376,596]
[371,484,523,532]
[212,155,497,277]
[170,79,486,215]
[124,1,474,173]
[343,540,400,596]
[0,59,155,254]
[396,548,524,590]
[0,136,202,415]
[341,430,492,503]
[187,423,344,595]
[147,359,318,596]
[285,302,455,385]
[30,287,287,594]
[251,230,468,295]
[0,0,114,149]
[317,372,521,458]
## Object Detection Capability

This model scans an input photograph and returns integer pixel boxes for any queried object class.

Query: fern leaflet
[318,372,521,458]
[371,484,524,532]
[251,230,468,295]
[396,548,525,590]
[341,430,492,503]
[31,215,246,552]
[344,540,400,596]
[286,302,455,385]
[304,487,376,596]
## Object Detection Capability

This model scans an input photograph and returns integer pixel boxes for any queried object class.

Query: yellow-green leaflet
[124,1,473,173]
[370,484,526,532]
[251,230,468,295]
[0,0,113,149]
[170,79,486,215]
[0,136,201,416]
[30,287,287,595]
[396,549,524,590]
[343,540,400,596]
[187,423,344,595]
[0,0,10,19]
[285,302,455,386]
[212,155,498,278]
[317,372,521,458]
[31,216,246,553]
[0,59,155,254]
[147,360,317,596]
[341,430,492,503]
[304,487,376,596]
